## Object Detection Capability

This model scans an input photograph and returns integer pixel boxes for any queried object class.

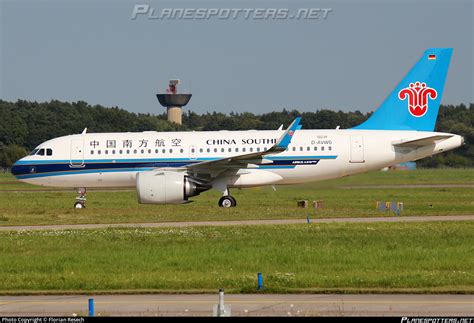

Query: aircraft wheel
[218,196,236,208]
[228,195,237,207]
[74,201,85,209]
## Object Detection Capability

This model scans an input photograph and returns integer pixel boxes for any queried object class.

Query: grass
[0,221,472,294]
[0,169,472,226]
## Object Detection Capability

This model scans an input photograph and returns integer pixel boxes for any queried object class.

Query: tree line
[0,99,472,168]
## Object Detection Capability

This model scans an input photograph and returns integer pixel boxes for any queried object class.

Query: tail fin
[354,48,452,131]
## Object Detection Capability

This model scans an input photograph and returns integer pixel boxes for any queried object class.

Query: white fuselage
[12,129,463,188]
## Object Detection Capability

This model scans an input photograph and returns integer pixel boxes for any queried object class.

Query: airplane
[11,48,463,208]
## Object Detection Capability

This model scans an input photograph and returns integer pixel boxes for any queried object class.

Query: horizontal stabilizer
[392,135,453,147]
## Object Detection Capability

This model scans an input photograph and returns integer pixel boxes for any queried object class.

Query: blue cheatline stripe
[13,157,218,165]
[13,155,337,179]
[14,155,338,166]
[16,167,156,179]
[258,165,295,169]
[16,165,298,179]
[269,155,337,160]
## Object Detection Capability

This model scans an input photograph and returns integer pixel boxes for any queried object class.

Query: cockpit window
[31,148,52,156]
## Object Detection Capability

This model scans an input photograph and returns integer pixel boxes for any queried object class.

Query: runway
[0,215,472,231]
[341,184,474,189]
[1,294,472,316]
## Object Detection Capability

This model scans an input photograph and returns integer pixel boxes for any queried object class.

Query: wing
[186,117,301,171]
[392,134,453,147]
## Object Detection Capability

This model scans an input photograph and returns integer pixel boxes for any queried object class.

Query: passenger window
[133,150,137,154]
[155,149,158,154]
[214,148,217,153]
[162,149,166,154]
[329,146,332,151]
[242,148,246,152]
[235,148,239,152]
[228,148,232,152]
[307,147,310,151]
[314,147,317,151]
[192,148,196,153]
[292,147,296,152]
[112,150,116,154]
[148,149,152,154]
[169,149,173,153]
[180,149,184,153]
[126,150,130,154]
[46,148,53,156]
[299,147,303,151]
[98,150,101,155]
[207,148,210,153]
[321,146,325,151]
[199,148,203,153]
[120,150,123,154]
[105,150,108,155]
[141,149,144,154]
[256,147,260,152]
[90,150,94,155]
[250,147,253,152]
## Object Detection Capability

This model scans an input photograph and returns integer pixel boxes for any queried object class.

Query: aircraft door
[350,135,365,163]
[70,139,85,167]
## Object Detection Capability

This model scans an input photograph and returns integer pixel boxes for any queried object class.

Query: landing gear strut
[74,187,87,209]
[218,195,237,208]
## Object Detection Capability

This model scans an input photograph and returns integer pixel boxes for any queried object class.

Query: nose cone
[11,159,29,178]
[11,161,20,176]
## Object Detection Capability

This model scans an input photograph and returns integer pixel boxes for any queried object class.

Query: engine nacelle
[136,170,208,204]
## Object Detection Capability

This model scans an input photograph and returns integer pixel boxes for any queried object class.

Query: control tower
[156,79,192,125]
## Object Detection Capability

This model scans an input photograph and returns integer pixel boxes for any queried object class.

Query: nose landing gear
[74,187,87,209]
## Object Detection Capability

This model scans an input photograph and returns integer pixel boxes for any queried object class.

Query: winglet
[273,117,301,151]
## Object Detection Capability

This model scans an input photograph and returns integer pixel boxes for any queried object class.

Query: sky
[1,0,472,115]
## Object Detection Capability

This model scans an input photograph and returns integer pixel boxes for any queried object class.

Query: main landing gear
[74,187,87,209]
[218,195,237,208]
[218,189,237,208]
[215,184,237,208]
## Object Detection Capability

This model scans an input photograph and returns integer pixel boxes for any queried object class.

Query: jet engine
[136,170,209,204]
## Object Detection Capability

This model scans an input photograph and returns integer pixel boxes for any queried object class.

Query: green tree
[0,144,28,168]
